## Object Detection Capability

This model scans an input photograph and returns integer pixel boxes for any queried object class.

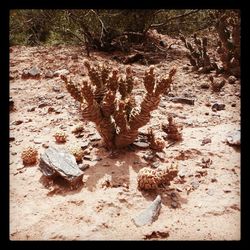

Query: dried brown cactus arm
[61,75,83,103]
[100,90,116,117]
[80,81,102,123]
[143,65,155,94]
[96,117,116,150]
[155,67,177,96]
[113,101,129,134]
[84,60,108,103]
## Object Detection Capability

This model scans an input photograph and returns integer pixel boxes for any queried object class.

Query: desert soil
[9,36,240,240]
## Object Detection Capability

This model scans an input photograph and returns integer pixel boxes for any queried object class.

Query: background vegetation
[9,9,218,47]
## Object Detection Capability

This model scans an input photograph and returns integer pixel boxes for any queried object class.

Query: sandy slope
[9,42,240,240]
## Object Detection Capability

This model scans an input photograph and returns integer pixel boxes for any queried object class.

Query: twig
[165,141,176,149]
[150,10,201,29]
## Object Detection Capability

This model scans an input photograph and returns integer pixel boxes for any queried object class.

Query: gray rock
[34,137,43,144]
[45,70,54,78]
[54,69,69,77]
[212,103,225,111]
[133,141,149,149]
[56,94,65,99]
[22,67,41,79]
[226,130,240,146]
[132,195,162,227]
[191,179,200,189]
[80,141,89,150]
[228,75,237,84]
[39,147,83,187]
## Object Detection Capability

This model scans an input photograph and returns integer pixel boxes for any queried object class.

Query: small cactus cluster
[21,146,38,165]
[180,34,218,74]
[137,162,178,190]
[162,115,183,141]
[211,10,240,77]
[62,59,177,149]
[147,128,165,152]
[53,130,67,143]
[68,145,84,162]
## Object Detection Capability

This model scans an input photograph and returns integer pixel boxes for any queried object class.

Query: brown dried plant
[62,60,176,150]
[212,10,240,77]
[162,115,182,141]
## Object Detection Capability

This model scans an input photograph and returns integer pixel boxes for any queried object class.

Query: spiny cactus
[180,34,218,74]
[62,60,177,150]
[137,162,178,190]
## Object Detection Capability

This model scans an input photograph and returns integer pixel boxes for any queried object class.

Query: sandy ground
[9,39,240,240]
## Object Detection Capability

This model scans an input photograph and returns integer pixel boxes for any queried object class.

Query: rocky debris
[39,147,83,187]
[143,229,169,240]
[201,138,212,146]
[191,179,200,190]
[56,94,65,99]
[33,137,43,144]
[200,83,210,89]
[38,102,51,108]
[52,86,61,92]
[226,130,240,147]
[22,67,41,79]
[81,141,90,150]
[79,163,90,171]
[53,69,69,77]
[44,70,54,78]
[27,106,36,112]
[209,76,226,92]
[9,97,14,111]
[89,134,102,142]
[12,120,23,125]
[171,201,178,208]
[169,97,195,105]
[123,53,144,64]
[211,103,225,112]
[132,195,162,227]
[132,141,150,149]
[42,143,49,148]
[201,157,213,168]
[228,75,237,84]
[9,137,15,142]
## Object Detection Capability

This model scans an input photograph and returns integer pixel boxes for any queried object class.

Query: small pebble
[171,201,178,208]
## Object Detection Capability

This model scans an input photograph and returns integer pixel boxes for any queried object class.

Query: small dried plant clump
[162,116,183,141]
[21,146,38,166]
[212,10,240,77]
[180,34,218,74]
[137,162,178,190]
[62,59,177,149]
[147,129,165,152]
[53,130,67,143]
[209,76,226,92]
[68,145,84,162]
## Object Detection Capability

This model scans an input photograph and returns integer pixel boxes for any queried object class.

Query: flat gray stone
[39,147,83,186]
[132,195,162,227]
